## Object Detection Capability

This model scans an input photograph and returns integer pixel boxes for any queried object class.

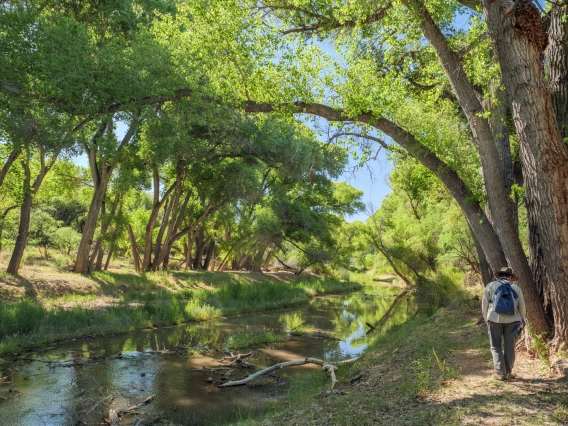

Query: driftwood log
[107,395,155,425]
[219,356,360,389]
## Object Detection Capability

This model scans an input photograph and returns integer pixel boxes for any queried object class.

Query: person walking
[482,266,526,380]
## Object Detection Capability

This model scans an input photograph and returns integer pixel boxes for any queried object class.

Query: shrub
[52,227,82,256]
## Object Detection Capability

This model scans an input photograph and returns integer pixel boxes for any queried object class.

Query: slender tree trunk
[6,158,31,274]
[470,224,493,286]
[152,198,172,269]
[7,148,60,274]
[104,247,114,271]
[91,193,121,271]
[127,224,141,273]
[0,146,20,188]
[193,227,206,270]
[482,0,568,344]
[203,240,215,271]
[73,119,138,274]
[185,233,195,270]
[89,199,106,270]
[73,173,110,273]
[142,170,175,271]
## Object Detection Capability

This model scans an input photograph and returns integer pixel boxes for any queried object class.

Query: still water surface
[0,283,413,425]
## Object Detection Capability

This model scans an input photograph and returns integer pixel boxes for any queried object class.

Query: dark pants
[488,321,519,376]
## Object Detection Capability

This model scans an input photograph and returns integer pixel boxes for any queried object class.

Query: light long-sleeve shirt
[482,279,526,323]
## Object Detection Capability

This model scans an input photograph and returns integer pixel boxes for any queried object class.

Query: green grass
[232,289,567,426]
[0,274,362,355]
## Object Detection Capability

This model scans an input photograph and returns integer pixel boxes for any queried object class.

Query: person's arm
[517,287,526,318]
[482,286,489,321]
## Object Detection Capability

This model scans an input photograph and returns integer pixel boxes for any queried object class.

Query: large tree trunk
[546,5,568,140]
[487,79,518,230]
[401,0,549,335]
[482,0,568,345]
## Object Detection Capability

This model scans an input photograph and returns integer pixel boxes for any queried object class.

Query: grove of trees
[2,0,568,350]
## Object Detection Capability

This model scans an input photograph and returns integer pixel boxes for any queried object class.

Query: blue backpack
[493,279,518,315]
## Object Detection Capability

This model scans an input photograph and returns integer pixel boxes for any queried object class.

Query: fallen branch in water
[219,356,361,389]
[218,352,253,365]
[107,395,155,425]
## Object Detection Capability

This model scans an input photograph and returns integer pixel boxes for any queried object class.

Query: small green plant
[529,327,550,366]
[414,354,433,396]
[432,348,459,380]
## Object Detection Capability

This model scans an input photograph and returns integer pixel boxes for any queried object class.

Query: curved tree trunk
[482,0,568,344]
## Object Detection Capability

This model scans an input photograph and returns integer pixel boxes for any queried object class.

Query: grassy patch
[0,272,361,355]
[233,290,567,426]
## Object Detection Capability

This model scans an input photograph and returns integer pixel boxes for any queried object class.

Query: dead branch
[219,356,360,389]
[218,352,254,366]
[106,395,155,425]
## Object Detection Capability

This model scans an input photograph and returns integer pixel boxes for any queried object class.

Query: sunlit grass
[0,275,362,354]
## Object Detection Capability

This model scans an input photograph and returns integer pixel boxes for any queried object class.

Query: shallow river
[0,283,413,425]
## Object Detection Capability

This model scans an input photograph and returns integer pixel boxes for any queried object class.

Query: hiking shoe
[493,373,506,381]
[506,373,516,380]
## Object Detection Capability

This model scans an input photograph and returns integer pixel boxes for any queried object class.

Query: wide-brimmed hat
[496,267,516,279]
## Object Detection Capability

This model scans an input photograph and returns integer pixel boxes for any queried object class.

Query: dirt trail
[254,309,568,426]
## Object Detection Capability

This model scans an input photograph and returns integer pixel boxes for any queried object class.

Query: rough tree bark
[482,0,568,344]
[546,5,568,140]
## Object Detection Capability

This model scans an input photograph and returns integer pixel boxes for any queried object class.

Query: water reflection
[0,284,414,425]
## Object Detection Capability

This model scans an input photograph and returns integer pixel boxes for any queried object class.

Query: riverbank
[0,268,362,356]
[239,299,568,426]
